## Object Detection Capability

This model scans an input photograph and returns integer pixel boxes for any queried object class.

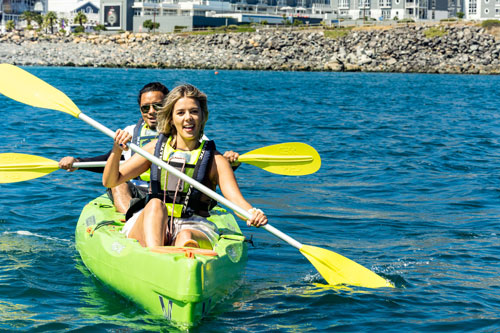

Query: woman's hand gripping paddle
[0,64,393,288]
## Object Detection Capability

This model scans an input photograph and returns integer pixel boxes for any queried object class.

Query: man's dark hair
[137,82,169,105]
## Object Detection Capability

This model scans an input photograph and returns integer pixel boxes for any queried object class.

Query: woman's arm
[212,153,268,227]
[102,130,153,188]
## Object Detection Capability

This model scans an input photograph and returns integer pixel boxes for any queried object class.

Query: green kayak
[75,194,248,328]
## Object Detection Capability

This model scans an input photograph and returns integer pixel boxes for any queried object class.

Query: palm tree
[74,11,88,28]
[20,11,36,29]
[33,13,44,31]
[44,11,58,34]
[6,20,15,32]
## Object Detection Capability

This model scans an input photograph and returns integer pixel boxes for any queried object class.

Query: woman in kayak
[103,84,267,249]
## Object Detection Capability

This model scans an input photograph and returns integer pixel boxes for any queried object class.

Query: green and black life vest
[131,119,158,182]
[150,134,216,218]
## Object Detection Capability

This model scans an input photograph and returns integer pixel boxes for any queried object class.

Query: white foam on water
[3,230,71,243]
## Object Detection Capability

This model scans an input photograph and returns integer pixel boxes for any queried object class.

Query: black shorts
[106,181,148,205]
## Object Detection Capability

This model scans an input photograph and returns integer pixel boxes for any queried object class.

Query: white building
[1,0,47,26]
[462,0,499,19]
[48,0,100,26]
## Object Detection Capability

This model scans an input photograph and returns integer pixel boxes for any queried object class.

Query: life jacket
[150,134,216,218]
[131,119,158,182]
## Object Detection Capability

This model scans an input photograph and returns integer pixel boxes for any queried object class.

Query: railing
[185,19,462,33]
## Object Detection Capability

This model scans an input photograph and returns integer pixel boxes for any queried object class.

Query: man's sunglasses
[140,103,162,113]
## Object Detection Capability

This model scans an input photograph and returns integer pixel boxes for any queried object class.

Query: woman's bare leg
[111,183,132,214]
[174,229,212,249]
[128,198,167,247]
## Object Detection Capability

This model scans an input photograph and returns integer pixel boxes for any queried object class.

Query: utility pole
[0,0,5,33]
[153,7,156,33]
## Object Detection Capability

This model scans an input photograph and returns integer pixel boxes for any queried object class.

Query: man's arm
[59,150,124,173]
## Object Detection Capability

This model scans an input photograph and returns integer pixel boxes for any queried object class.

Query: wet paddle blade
[238,142,321,176]
[0,153,59,183]
[300,245,394,288]
[0,64,81,117]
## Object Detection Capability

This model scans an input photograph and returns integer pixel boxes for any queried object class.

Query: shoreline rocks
[1,24,499,74]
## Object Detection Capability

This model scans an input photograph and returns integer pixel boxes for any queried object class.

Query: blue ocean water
[1,67,499,332]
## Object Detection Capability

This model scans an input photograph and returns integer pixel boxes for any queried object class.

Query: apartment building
[464,0,500,19]
[1,0,47,22]
[48,0,100,26]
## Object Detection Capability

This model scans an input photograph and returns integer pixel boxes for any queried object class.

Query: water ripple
[1,68,499,331]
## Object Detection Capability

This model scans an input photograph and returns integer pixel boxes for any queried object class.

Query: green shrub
[6,20,15,32]
[235,25,255,32]
[143,19,160,32]
[424,26,448,38]
[324,28,351,39]
[93,24,107,32]
[457,11,465,19]
[74,25,84,33]
[482,19,500,29]
[440,18,457,22]
[174,25,187,33]
[400,18,415,23]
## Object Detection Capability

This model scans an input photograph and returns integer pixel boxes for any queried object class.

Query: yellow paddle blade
[0,153,59,183]
[300,245,394,288]
[238,142,321,176]
[0,64,81,117]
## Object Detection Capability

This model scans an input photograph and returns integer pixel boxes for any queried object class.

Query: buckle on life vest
[165,203,183,218]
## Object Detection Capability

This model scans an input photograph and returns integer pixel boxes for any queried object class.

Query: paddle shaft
[73,161,107,168]
[78,113,304,250]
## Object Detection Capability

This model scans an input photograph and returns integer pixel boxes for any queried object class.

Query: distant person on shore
[59,82,240,214]
[102,84,266,249]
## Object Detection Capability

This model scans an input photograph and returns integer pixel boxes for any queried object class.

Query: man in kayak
[103,84,266,249]
[59,82,240,214]
[59,82,169,213]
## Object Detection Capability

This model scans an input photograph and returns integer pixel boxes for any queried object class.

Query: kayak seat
[150,246,218,258]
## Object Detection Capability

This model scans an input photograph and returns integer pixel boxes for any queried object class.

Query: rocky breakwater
[0,25,499,74]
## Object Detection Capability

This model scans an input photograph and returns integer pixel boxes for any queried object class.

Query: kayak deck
[75,195,248,328]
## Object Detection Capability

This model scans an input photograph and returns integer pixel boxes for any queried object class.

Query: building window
[485,8,490,13]
[469,0,477,13]
[339,0,349,7]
